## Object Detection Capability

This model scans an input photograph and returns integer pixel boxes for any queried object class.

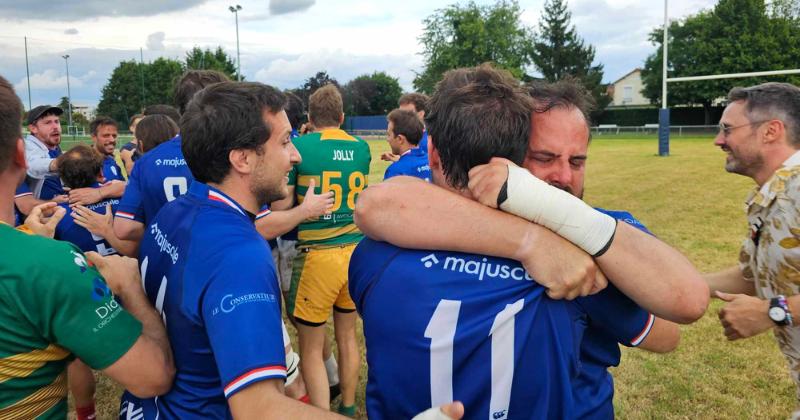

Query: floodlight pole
[24,36,32,111]
[229,4,242,81]
[658,0,670,156]
[62,54,73,139]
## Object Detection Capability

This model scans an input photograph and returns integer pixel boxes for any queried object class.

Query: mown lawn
[81,135,795,419]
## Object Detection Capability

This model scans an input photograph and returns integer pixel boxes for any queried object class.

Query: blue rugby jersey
[102,155,125,182]
[571,208,656,420]
[14,183,32,226]
[418,130,428,154]
[116,135,193,224]
[54,189,119,256]
[349,238,582,420]
[383,147,430,181]
[39,148,64,200]
[119,182,286,419]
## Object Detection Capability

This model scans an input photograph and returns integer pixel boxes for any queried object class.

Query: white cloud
[14,68,96,91]
[147,32,166,51]
[269,0,315,15]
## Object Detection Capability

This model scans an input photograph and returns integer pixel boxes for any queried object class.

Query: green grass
[81,134,796,419]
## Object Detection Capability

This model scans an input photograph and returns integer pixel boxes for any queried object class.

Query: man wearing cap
[24,105,64,199]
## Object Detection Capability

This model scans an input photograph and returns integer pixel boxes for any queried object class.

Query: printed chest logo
[211,293,277,316]
[419,253,532,281]
[149,223,180,264]
[72,250,88,273]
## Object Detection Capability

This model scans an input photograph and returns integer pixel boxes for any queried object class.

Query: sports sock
[75,402,96,420]
[325,354,339,386]
[337,403,356,418]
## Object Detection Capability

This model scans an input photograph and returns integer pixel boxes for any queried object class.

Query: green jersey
[288,128,371,247]
[0,224,142,419]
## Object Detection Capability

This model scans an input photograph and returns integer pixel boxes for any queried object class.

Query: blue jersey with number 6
[349,238,582,420]
[117,135,193,224]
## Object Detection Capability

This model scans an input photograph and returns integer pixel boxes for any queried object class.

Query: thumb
[715,290,737,302]
[489,157,516,167]
[45,206,66,229]
[84,251,104,269]
[307,178,316,195]
[441,401,464,419]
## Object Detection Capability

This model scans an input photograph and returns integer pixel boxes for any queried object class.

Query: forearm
[118,288,170,355]
[256,206,306,241]
[355,177,536,258]
[230,381,344,420]
[114,218,144,243]
[637,317,680,353]
[595,223,709,324]
[105,233,140,258]
[704,266,754,295]
[100,181,125,199]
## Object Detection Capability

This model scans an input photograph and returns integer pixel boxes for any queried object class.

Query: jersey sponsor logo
[91,277,112,301]
[149,223,180,264]
[332,150,354,161]
[211,292,278,315]
[493,410,507,419]
[421,252,533,281]
[421,253,439,268]
[86,198,120,212]
[417,165,430,172]
[72,250,88,272]
[154,157,186,167]
[119,400,145,420]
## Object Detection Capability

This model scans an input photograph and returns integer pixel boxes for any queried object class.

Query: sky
[0,0,718,110]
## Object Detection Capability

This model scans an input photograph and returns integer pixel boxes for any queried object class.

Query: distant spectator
[383,108,429,181]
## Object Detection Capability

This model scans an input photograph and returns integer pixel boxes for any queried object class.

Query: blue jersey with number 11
[117,135,193,224]
[349,239,582,420]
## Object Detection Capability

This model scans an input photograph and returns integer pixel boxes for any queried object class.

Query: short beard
[250,182,285,208]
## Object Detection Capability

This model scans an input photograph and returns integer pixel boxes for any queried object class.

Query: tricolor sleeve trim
[116,211,136,220]
[256,209,272,220]
[630,313,656,347]
[14,192,33,199]
[223,365,287,398]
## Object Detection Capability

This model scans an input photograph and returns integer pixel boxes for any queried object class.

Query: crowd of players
[2,64,800,419]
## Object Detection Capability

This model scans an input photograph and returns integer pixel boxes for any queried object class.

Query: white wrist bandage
[412,407,453,420]
[499,165,617,256]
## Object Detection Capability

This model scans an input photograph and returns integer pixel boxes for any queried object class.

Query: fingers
[307,178,316,195]
[30,201,58,217]
[715,291,736,302]
[590,269,608,295]
[489,157,517,167]
[84,251,106,269]
[440,401,464,419]
[44,206,66,230]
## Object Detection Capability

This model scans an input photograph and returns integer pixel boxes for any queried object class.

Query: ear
[13,138,27,169]
[397,134,408,146]
[228,149,253,176]
[762,119,786,145]
[339,113,345,126]
[427,136,440,170]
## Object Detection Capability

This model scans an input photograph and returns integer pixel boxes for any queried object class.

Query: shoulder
[1,225,87,276]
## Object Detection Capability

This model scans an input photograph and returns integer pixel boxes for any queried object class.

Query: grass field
[78,134,796,419]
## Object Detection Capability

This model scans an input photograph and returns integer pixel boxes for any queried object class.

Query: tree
[413,0,534,94]
[293,71,340,105]
[343,72,403,116]
[532,0,609,111]
[185,46,240,80]
[97,58,183,127]
[641,0,800,123]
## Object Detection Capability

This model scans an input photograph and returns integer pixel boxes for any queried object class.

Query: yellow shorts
[287,243,357,326]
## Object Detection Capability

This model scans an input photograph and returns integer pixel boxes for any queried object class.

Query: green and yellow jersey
[288,128,371,247]
[0,223,142,419]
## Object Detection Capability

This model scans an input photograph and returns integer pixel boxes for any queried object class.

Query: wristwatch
[769,295,793,326]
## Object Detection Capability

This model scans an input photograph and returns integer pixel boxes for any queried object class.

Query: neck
[208,178,259,215]
[396,143,412,155]
[0,175,19,225]
[316,125,340,131]
[754,147,798,186]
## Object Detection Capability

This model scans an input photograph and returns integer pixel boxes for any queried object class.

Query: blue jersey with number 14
[120,182,286,419]
[117,135,193,224]
[349,238,582,420]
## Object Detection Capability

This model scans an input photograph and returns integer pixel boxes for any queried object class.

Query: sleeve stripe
[223,365,287,398]
[116,211,136,220]
[630,313,656,346]
[256,209,272,220]
[14,192,33,198]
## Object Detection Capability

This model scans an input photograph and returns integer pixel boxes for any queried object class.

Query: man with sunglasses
[704,82,800,415]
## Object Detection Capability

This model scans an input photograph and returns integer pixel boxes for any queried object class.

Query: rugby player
[66,117,126,206]
[381,92,429,162]
[383,108,430,181]
[355,78,707,418]
[130,80,343,418]
[271,84,370,414]
[113,70,228,246]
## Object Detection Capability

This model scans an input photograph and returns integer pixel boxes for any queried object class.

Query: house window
[623,86,633,104]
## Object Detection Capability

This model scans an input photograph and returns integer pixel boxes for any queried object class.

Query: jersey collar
[191,182,256,222]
